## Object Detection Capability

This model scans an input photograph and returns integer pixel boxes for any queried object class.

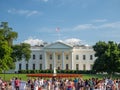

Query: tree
[93,41,120,75]
[0,41,13,72]
[0,22,18,46]
[0,22,17,72]
[0,22,31,72]
[12,43,31,62]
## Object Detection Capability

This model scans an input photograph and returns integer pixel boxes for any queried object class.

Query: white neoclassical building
[15,41,96,72]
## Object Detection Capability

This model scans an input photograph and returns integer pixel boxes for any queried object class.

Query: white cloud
[23,38,44,46]
[74,21,120,30]
[74,24,96,30]
[23,37,83,46]
[64,38,82,45]
[100,22,120,28]
[8,8,42,17]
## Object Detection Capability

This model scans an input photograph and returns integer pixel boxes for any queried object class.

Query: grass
[82,74,120,79]
[0,73,27,81]
[0,73,120,81]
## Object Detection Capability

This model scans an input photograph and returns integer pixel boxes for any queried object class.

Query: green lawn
[82,74,120,80]
[0,74,27,81]
[0,73,119,81]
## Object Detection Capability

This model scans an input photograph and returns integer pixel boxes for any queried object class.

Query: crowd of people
[0,76,120,90]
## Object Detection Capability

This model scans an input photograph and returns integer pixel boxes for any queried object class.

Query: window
[40,64,42,70]
[83,64,86,70]
[58,55,60,60]
[33,64,35,70]
[66,64,69,70]
[26,64,28,70]
[66,55,69,60]
[33,54,35,60]
[90,55,93,60]
[50,54,52,60]
[76,64,79,70]
[83,55,86,60]
[50,64,52,69]
[76,55,79,60]
[19,63,21,70]
[58,67,60,70]
[40,54,42,60]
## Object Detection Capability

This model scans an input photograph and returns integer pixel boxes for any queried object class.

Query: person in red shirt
[14,77,20,90]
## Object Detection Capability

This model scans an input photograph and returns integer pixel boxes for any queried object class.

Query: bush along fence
[17,70,96,74]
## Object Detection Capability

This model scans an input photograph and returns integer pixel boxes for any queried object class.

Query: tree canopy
[0,22,18,46]
[0,22,31,72]
[0,41,13,72]
[12,43,31,62]
[93,41,120,74]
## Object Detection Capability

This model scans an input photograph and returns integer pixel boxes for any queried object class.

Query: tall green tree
[0,22,31,72]
[93,41,120,75]
[0,41,13,72]
[0,22,17,71]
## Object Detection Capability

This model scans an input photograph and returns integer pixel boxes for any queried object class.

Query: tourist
[59,80,64,90]
[7,82,12,90]
[34,78,39,90]
[73,78,78,89]
[84,79,89,90]
[106,77,113,90]
[1,80,6,90]
[30,78,34,90]
[14,77,20,90]
[0,77,2,89]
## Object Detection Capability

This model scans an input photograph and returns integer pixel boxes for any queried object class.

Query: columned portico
[44,50,73,70]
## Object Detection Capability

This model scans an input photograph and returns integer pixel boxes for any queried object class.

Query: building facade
[15,41,96,72]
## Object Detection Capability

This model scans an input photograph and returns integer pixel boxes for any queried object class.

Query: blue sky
[0,0,120,45]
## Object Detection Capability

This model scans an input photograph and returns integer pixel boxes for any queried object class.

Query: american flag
[56,27,60,32]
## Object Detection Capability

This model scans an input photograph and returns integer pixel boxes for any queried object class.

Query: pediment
[44,42,73,49]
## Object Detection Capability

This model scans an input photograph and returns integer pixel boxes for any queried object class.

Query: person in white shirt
[34,78,39,90]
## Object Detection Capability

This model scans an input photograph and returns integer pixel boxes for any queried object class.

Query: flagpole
[58,32,60,40]
[56,27,61,40]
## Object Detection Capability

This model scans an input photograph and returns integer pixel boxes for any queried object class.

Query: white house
[15,41,96,72]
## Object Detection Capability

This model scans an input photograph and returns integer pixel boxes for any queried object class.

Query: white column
[44,51,47,70]
[53,52,56,70]
[62,51,64,70]
[71,51,74,70]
